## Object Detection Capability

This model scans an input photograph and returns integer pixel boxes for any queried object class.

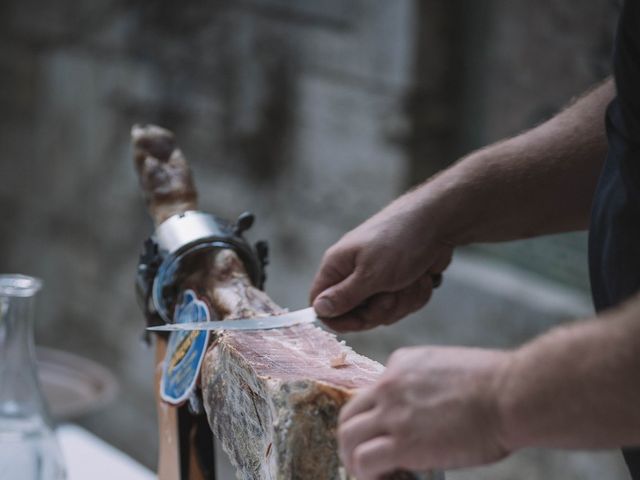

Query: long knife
[147,307,318,332]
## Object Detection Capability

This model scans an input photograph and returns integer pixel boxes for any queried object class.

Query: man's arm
[310,78,614,329]
[426,78,614,245]
[499,292,640,450]
[337,295,640,478]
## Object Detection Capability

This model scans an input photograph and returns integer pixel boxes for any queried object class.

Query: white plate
[36,347,118,420]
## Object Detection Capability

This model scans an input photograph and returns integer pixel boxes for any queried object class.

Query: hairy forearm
[406,78,614,246]
[498,295,640,450]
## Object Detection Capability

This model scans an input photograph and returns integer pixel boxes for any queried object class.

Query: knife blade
[147,307,318,332]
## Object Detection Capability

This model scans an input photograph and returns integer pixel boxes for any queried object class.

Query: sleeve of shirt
[613,0,640,145]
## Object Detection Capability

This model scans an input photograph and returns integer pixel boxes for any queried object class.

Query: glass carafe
[0,274,66,479]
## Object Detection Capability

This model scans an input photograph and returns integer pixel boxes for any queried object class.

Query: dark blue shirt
[589,1,640,477]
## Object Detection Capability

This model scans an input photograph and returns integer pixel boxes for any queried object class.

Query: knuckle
[354,263,377,284]
[360,303,387,326]
[323,244,353,268]
[408,277,432,302]
[321,261,346,281]
[328,287,343,304]
[391,286,429,320]
[388,347,409,365]
[336,422,352,445]
[374,376,397,396]
[377,293,396,312]
[351,447,366,473]
[323,244,342,261]
[385,437,399,457]
[387,349,400,364]
[388,408,413,435]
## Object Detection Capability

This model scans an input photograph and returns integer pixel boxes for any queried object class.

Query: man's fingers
[322,274,435,332]
[313,271,374,318]
[339,387,376,425]
[408,273,436,309]
[367,274,433,322]
[338,409,387,470]
[309,250,354,305]
[351,436,398,480]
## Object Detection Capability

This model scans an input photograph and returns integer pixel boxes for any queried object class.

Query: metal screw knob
[234,211,255,236]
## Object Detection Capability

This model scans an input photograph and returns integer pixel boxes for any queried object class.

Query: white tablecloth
[57,425,155,480]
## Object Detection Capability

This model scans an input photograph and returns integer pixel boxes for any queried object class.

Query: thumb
[313,271,373,318]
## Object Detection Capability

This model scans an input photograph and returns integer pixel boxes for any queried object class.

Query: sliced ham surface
[221,323,383,389]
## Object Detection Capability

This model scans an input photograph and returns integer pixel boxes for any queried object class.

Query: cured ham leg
[132,125,437,480]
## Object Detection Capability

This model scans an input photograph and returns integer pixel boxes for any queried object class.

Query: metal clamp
[136,210,268,332]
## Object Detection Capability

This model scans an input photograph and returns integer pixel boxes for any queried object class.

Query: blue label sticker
[160,289,210,405]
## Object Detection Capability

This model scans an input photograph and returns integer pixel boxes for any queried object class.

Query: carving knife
[147,307,318,332]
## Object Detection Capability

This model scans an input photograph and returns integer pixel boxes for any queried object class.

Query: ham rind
[201,325,385,479]
[132,125,434,480]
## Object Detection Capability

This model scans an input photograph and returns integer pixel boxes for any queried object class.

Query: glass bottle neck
[0,294,36,366]
[0,275,50,423]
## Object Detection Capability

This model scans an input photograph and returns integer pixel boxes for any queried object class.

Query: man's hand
[309,204,453,332]
[338,346,511,478]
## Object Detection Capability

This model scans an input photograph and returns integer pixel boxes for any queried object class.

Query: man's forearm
[498,297,640,450]
[408,78,614,246]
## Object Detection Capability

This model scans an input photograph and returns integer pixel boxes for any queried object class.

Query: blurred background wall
[0,0,627,478]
